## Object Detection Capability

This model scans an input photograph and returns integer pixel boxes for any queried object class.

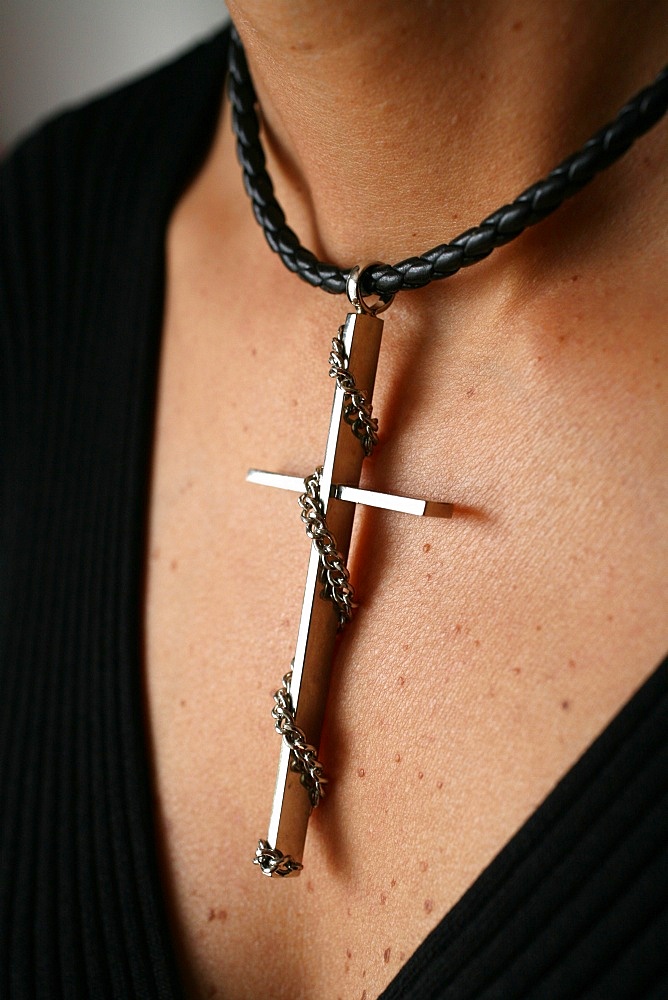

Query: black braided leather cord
[228,26,668,299]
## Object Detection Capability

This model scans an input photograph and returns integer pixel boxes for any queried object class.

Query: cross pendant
[248,281,452,877]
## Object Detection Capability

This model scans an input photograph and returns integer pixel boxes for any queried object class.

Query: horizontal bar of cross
[246,469,453,519]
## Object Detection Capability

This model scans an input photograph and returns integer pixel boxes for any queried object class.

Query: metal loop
[346,264,394,316]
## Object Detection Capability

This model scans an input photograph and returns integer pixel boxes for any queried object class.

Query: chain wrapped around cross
[248,267,453,877]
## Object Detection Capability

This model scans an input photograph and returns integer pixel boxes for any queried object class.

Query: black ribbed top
[1,26,666,1000]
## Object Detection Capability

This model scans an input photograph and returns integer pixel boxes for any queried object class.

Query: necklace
[227,26,668,878]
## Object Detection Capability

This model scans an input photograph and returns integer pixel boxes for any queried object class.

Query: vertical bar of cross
[263,310,384,871]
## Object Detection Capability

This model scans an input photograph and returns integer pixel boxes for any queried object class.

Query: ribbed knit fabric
[0,30,229,1000]
[381,658,668,1000]
[0,25,666,1000]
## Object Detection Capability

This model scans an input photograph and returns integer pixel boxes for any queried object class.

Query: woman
[1,2,667,997]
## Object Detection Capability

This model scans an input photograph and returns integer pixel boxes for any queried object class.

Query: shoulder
[0,24,229,410]
[0,26,229,235]
[0,26,229,333]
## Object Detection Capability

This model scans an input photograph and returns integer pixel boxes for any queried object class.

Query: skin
[144,3,668,998]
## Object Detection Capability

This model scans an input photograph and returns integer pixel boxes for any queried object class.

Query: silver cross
[247,274,452,877]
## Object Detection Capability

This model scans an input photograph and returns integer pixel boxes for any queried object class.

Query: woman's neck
[225,0,667,268]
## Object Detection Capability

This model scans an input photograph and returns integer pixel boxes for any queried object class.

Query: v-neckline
[376,652,667,997]
[136,25,668,998]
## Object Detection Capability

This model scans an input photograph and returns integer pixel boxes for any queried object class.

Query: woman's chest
[143,265,666,998]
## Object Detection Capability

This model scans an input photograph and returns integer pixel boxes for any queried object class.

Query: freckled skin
[144,2,668,997]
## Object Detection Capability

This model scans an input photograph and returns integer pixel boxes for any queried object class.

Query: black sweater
[1,27,667,999]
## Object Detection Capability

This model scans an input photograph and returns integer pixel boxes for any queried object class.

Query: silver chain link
[271,669,327,807]
[299,469,355,629]
[253,839,303,877]
[329,327,378,457]
[253,668,327,877]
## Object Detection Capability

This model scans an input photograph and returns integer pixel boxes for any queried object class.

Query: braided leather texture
[228,26,668,299]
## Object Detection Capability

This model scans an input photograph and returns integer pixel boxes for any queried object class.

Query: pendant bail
[346,263,394,316]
